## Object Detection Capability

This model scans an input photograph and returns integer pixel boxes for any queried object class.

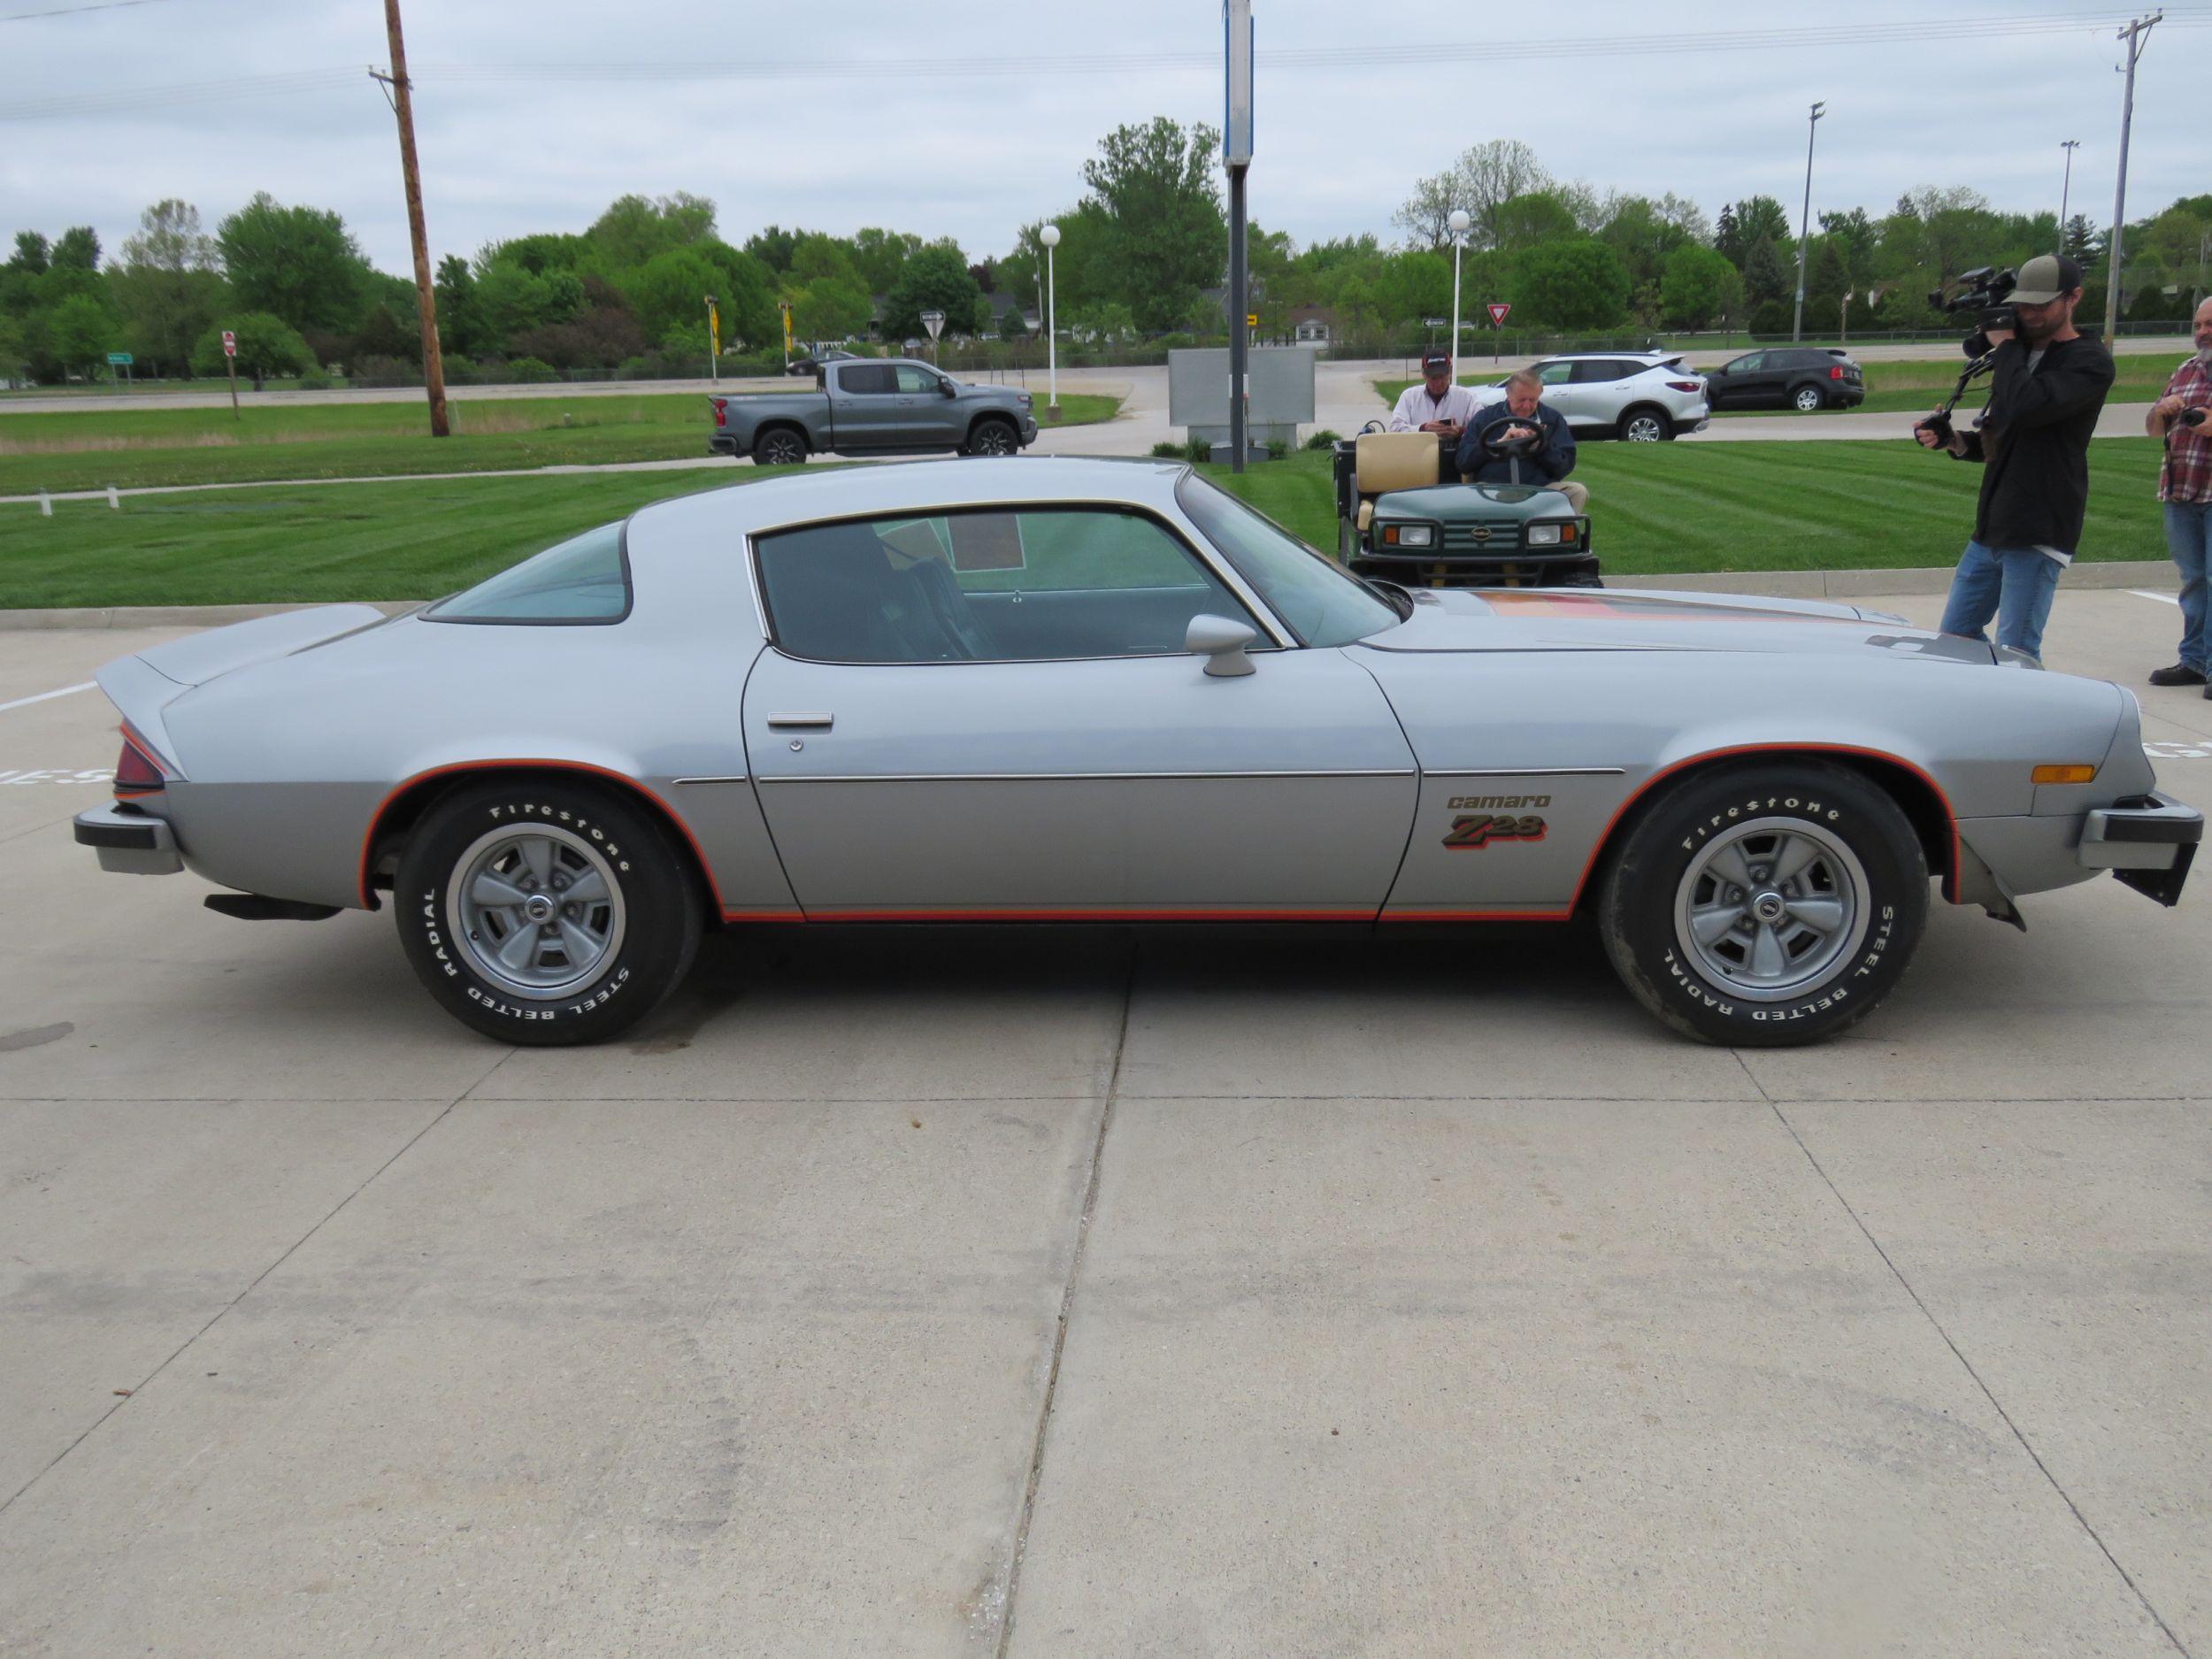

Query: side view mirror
[1187,614,1258,677]
[941,380,957,396]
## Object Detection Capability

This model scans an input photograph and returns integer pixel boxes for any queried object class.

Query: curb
[0,564,2177,628]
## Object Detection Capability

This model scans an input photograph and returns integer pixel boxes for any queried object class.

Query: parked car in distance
[710,358,1039,465]
[1703,347,1866,412]
[787,346,859,378]
[1467,352,1709,442]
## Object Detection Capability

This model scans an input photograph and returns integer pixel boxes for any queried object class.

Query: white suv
[1471,352,1710,442]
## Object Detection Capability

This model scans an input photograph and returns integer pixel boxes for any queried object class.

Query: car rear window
[426,521,631,625]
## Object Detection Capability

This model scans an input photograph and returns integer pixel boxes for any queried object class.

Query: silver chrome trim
[1424,767,1627,779]
[672,775,753,787]
[754,769,1417,784]
[766,711,834,727]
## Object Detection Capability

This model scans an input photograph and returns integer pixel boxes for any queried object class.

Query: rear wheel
[753,426,809,466]
[964,417,1019,457]
[1596,761,1927,1045]
[396,778,703,1045]
[1792,385,1826,412]
[1618,405,1671,442]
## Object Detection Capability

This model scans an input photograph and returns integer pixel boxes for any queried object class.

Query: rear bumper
[74,802,183,875]
[2078,790,2201,905]
[708,433,740,457]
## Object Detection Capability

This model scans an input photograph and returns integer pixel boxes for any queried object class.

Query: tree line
[4,125,2208,388]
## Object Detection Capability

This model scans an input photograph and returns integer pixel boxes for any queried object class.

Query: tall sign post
[1224,0,1253,472]
[1487,302,1510,362]
[920,309,946,365]
[222,329,239,420]
[371,0,449,438]
[705,295,720,387]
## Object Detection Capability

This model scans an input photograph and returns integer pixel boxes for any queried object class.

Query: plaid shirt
[2159,355,2212,503]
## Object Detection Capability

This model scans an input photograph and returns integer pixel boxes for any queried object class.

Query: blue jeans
[1939,541,2064,662]
[2166,500,2212,673]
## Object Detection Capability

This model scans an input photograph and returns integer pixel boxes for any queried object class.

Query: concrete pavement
[1,586,2208,1654]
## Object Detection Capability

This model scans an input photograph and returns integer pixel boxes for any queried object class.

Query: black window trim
[420,515,636,628]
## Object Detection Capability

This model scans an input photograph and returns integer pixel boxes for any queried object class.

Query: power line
[0,0,176,22]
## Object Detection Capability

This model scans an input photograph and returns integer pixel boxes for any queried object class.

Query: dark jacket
[1952,334,2115,554]
[1455,400,1578,485]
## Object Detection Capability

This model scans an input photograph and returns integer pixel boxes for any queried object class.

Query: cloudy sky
[2,0,2204,273]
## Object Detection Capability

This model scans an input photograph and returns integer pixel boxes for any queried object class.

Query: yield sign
[1486,303,1511,326]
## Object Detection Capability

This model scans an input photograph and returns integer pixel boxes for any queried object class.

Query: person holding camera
[1914,254,2115,663]
[2145,296,2212,693]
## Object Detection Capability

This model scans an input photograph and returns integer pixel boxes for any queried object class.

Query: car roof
[1537,350,1672,362]
[625,457,1193,552]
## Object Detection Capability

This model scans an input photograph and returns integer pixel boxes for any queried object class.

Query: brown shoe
[2148,663,2208,687]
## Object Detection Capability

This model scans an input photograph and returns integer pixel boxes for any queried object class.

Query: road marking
[2128,589,2181,607]
[2143,741,2212,761]
[0,681,96,714]
[0,769,114,785]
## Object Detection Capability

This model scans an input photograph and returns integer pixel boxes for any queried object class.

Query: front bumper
[1350,549,1602,589]
[2078,790,2201,905]
[74,802,183,875]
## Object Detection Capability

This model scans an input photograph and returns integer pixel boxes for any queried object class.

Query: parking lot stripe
[2128,590,2182,607]
[0,680,96,714]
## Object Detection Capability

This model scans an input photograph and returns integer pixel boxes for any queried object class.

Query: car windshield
[1174,472,1401,647]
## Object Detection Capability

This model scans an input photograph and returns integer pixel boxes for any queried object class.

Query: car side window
[426,521,630,625]
[755,507,1261,665]
[837,364,896,396]
[1571,359,1628,383]
[1732,352,1765,373]
[1536,361,1573,387]
[894,365,941,394]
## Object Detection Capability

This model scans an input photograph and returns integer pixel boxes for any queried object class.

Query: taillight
[1830,365,1847,380]
[711,397,728,428]
[114,726,171,797]
[1667,380,1701,393]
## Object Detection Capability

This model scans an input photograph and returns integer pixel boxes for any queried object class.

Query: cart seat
[1353,431,1443,530]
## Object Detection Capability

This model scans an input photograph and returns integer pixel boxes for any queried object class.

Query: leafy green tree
[8,231,49,274]
[478,231,585,275]
[743,225,800,273]
[1490,191,1579,250]
[1597,196,1695,292]
[50,227,100,271]
[434,255,481,356]
[851,227,924,295]
[1079,116,1227,332]
[112,199,224,374]
[1659,244,1743,329]
[1742,236,1788,306]
[190,312,312,381]
[1373,250,1451,330]
[625,247,723,345]
[217,193,370,333]
[1509,239,1631,329]
[0,311,26,385]
[788,232,859,288]
[694,242,778,348]
[881,245,984,341]
[588,192,717,269]
[997,303,1028,341]
[1394,139,1553,250]
[1730,196,1792,254]
[791,276,872,343]
[2062,215,2097,263]
[1067,299,1137,342]
[349,301,420,365]
[47,293,118,375]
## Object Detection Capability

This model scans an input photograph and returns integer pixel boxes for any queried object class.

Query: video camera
[1926,265,2018,342]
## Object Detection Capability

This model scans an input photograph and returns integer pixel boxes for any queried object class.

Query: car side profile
[1469,353,1711,442]
[1703,347,1867,412]
[710,357,1037,465]
[74,459,2199,1049]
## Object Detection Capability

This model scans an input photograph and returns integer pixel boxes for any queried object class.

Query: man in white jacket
[1386,351,1480,437]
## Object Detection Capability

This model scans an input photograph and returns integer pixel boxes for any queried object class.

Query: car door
[1532,358,1579,425]
[826,361,899,448]
[892,363,961,446]
[741,503,1418,918]
[1571,357,1636,427]
[1713,351,1763,408]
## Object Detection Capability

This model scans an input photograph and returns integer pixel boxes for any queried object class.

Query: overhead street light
[1448,208,1471,380]
[1040,222,1062,418]
[1792,100,1825,344]
[2059,139,2081,234]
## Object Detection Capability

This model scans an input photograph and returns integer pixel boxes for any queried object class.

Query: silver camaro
[74,457,2200,1047]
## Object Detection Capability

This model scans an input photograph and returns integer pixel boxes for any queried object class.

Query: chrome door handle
[766,711,833,729]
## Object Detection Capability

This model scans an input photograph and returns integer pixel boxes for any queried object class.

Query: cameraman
[2144,296,2212,694]
[1914,254,2115,663]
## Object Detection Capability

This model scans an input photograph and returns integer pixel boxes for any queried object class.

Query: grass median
[0,439,2174,611]
[0,389,1121,495]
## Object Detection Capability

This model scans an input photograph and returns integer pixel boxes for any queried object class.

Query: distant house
[1290,305,1336,345]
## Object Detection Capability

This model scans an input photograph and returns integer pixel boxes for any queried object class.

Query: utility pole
[2059,139,2080,233]
[372,0,449,437]
[1224,0,1252,473]
[2104,11,2160,342]
[1791,100,1824,344]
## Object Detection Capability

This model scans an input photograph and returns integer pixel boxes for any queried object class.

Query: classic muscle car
[73,458,2200,1047]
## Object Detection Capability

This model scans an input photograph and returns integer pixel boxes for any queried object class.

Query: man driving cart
[1458,368,1588,511]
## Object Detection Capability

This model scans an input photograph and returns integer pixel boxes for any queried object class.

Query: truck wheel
[963,418,1019,457]
[1617,406,1671,442]
[1792,385,1826,412]
[1595,760,1927,1047]
[395,778,703,1046]
[753,427,808,466]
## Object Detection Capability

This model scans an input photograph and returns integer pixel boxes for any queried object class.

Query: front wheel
[1596,761,1928,1045]
[396,779,703,1045]
[1792,385,1826,412]
[1618,406,1671,442]
[963,417,1019,457]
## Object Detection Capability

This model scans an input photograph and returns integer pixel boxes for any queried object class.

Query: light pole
[1040,223,1061,419]
[1792,100,1825,343]
[2059,139,2081,234]
[1448,208,1470,379]
[2105,12,2160,341]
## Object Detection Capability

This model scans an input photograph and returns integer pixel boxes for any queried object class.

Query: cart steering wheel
[1474,412,1548,460]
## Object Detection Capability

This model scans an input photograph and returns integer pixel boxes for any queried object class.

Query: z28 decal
[1443,812,1548,849]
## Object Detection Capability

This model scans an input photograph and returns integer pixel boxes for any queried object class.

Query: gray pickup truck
[709,357,1040,465]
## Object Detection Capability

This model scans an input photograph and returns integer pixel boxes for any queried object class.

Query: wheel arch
[1571,743,1960,915]
[752,420,810,458]
[1617,401,1673,439]
[965,410,1020,444]
[359,759,726,917]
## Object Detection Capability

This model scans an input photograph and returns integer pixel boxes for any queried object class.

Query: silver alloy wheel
[971,421,1016,456]
[1623,411,1665,442]
[758,430,806,465]
[1672,816,1869,1002]
[448,823,627,1000]
[1793,386,1824,411]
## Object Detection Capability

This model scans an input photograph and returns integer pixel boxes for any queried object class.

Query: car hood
[1357,585,1999,664]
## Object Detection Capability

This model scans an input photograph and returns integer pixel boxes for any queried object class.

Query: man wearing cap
[2144,296,2212,695]
[1914,253,2115,664]
[1386,351,1480,436]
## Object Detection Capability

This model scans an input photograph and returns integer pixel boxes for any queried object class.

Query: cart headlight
[1389,524,1433,548]
[1525,523,1563,546]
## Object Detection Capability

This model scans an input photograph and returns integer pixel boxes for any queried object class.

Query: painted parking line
[0,681,96,714]
[2144,741,2212,761]
[2129,590,2181,607]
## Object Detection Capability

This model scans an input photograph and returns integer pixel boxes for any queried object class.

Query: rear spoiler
[94,603,390,772]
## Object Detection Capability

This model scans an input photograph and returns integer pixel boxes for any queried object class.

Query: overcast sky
[2,0,2203,273]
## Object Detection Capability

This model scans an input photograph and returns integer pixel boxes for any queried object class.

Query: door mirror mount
[1187,614,1259,677]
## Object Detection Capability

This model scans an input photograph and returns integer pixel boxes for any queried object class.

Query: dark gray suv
[1703,347,1865,412]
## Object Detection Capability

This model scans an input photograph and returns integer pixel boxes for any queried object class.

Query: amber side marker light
[2031,764,2097,785]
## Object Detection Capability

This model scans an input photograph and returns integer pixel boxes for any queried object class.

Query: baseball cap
[1421,350,1452,373]
[2006,253,2085,305]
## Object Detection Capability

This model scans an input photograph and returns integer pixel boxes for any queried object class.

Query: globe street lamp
[1448,208,1471,378]
[1040,223,1062,419]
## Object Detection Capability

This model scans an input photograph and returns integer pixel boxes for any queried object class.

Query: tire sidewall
[967,418,1017,456]
[396,780,701,1044]
[1601,763,1927,1044]
[1793,386,1824,411]
[1620,408,1670,442]
[755,429,807,465]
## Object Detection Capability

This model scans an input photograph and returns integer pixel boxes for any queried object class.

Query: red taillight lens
[1830,365,1846,380]
[1667,380,1701,392]
[114,726,169,796]
[711,397,728,428]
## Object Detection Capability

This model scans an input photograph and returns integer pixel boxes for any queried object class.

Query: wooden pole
[380,0,449,436]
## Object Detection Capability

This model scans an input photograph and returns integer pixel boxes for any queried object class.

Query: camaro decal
[1444,812,1548,849]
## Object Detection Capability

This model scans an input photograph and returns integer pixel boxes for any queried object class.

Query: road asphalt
[0,586,2208,1655]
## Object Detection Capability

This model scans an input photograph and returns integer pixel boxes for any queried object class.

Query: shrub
[295,366,332,391]
[1304,428,1341,450]
[346,355,419,388]
[1149,441,1185,458]
[439,353,476,385]
[1265,439,1289,460]
[1184,435,1214,464]
[507,356,557,384]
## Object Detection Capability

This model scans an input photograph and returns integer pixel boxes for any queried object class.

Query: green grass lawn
[0,439,2174,611]
[0,390,1121,495]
